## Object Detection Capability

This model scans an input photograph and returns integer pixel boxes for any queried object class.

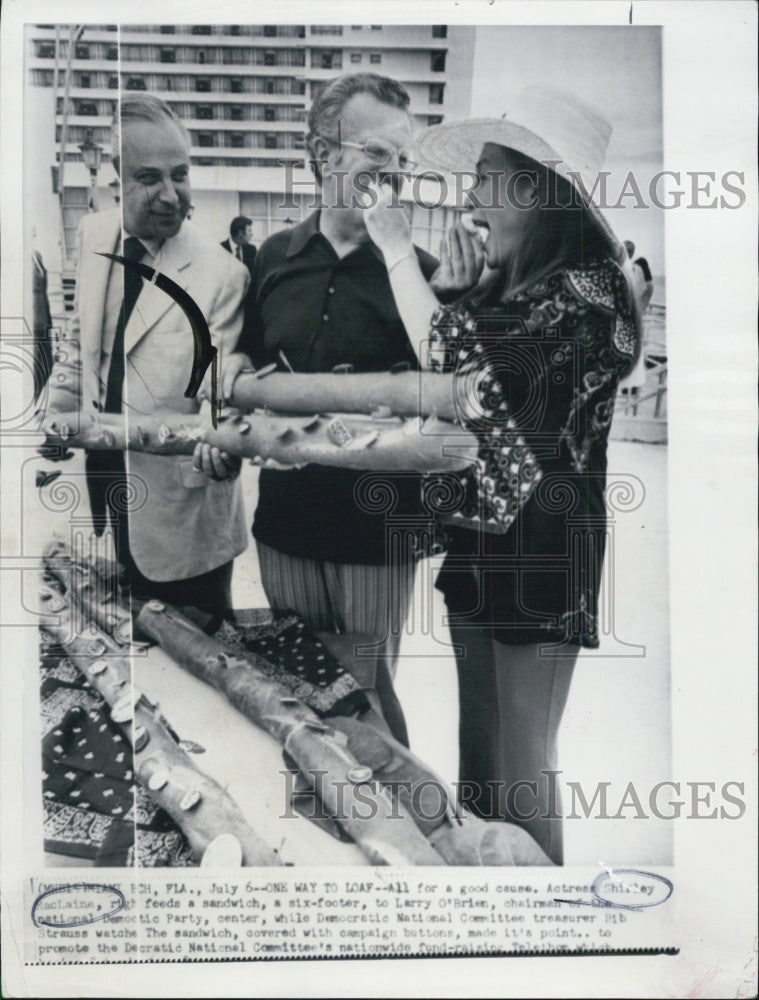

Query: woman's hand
[360,180,414,263]
[429,223,485,299]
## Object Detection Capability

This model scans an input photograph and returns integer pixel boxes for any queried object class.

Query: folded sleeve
[425,305,543,533]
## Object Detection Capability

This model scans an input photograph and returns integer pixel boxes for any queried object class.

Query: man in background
[221,216,257,277]
[624,239,655,312]
[619,239,655,398]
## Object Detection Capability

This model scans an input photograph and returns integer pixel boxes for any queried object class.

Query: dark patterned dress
[426,257,637,648]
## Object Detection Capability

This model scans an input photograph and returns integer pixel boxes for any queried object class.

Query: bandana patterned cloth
[40,610,368,865]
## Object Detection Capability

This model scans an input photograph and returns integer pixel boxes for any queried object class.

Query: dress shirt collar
[122,232,162,262]
[285,209,384,264]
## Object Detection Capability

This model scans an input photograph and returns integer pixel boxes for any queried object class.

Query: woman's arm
[360,183,484,366]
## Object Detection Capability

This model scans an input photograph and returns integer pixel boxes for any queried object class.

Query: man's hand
[222,351,255,402]
[429,223,485,300]
[192,442,241,481]
[198,352,255,405]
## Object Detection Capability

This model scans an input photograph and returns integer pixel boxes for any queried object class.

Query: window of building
[429,83,444,104]
[106,45,118,60]
[198,131,215,147]
[264,106,276,122]
[265,79,275,94]
[160,25,175,33]
[350,52,362,63]
[229,105,244,120]
[264,50,276,66]
[370,25,382,30]
[430,50,446,72]
[196,104,213,119]
[428,114,443,126]
[79,73,91,88]
[75,44,90,60]
[197,50,207,64]
[321,52,333,69]
[229,25,240,35]
[160,47,176,63]
[264,133,278,149]
[311,25,343,35]
[432,25,448,38]
[37,42,56,58]
[263,25,277,37]
[195,77,211,92]
[294,79,306,95]
[370,53,381,64]
[105,74,118,89]
[125,77,146,91]
[192,25,212,35]
[230,77,243,93]
[351,25,362,29]
[230,133,244,148]
[76,100,98,116]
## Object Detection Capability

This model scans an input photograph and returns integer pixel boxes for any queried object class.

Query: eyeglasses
[324,136,418,172]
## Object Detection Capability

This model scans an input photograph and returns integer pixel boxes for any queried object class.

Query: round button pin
[180,790,201,811]
[133,727,149,752]
[148,769,169,792]
[348,766,373,783]
[111,692,140,724]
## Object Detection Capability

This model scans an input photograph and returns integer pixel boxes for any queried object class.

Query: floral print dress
[426,257,637,648]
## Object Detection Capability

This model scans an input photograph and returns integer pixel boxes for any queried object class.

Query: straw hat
[416,85,623,254]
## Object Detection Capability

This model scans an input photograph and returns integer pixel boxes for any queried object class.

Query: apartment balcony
[190,145,306,161]
[116,31,309,47]
[112,59,308,77]
[185,118,304,130]
[152,91,307,105]
[30,25,308,47]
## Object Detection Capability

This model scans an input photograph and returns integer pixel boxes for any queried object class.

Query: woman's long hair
[477,147,643,373]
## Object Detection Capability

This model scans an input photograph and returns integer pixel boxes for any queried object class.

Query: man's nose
[156,178,180,206]
[382,146,407,173]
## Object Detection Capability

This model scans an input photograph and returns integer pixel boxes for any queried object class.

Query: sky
[467,26,664,276]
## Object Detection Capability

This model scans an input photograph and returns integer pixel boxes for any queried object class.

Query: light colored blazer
[47,209,250,581]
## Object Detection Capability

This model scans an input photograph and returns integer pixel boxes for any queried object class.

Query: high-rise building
[26,22,476,303]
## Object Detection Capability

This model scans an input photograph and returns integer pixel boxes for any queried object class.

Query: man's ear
[310,135,332,177]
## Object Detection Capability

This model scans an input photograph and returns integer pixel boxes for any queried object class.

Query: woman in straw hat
[361,85,641,864]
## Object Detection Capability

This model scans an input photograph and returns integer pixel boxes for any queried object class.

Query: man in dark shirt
[229,74,439,744]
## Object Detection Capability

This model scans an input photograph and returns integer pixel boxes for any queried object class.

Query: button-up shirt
[239,210,438,564]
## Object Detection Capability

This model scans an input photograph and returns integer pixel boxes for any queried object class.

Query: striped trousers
[256,542,415,744]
